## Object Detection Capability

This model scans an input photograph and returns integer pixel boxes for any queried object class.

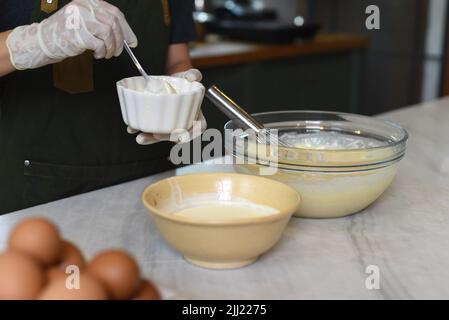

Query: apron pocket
[23,160,125,181]
[22,161,112,208]
[21,158,175,208]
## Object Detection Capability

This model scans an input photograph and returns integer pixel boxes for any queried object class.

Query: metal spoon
[123,41,176,94]
[206,85,292,147]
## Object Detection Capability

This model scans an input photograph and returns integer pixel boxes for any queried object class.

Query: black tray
[204,21,321,44]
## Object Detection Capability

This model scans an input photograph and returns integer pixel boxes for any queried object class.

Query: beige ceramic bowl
[142,173,300,270]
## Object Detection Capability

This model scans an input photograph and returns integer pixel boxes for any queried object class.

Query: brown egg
[0,251,45,300]
[59,240,85,270]
[46,267,66,282]
[39,272,108,300]
[88,250,140,300]
[8,218,62,266]
[132,279,161,300]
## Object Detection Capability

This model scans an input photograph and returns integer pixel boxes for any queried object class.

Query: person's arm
[0,31,15,77]
[165,43,193,75]
[165,43,202,82]
[1,0,137,78]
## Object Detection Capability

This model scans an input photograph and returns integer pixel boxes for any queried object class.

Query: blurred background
[190,0,449,131]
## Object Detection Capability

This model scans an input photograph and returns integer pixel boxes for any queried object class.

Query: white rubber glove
[7,0,137,70]
[127,112,207,145]
[128,68,207,145]
[171,69,203,82]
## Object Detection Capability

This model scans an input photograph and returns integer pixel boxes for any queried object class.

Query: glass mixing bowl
[224,110,408,218]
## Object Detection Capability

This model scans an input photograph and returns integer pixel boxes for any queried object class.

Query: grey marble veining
[1,98,449,299]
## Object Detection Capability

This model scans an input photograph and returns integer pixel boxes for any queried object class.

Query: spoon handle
[123,41,150,80]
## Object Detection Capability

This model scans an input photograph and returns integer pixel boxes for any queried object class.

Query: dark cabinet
[200,48,365,132]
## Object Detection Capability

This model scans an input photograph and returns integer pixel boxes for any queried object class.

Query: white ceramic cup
[117,76,205,134]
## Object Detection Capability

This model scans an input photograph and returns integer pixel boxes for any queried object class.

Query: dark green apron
[0,0,176,214]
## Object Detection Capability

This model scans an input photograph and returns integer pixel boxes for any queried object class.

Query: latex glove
[171,69,203,82]
[127,112,207,145]
[129,68,207,145]
[7,0,137,70]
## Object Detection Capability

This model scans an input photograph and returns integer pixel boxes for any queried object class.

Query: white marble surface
[2,98,449,299]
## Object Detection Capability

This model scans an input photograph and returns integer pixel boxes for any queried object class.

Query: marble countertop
[1,98,449,299]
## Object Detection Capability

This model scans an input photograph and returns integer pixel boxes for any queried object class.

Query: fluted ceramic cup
[117,76,205,134]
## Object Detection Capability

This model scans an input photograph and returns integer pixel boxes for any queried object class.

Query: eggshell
[39,272,108,300]
[9,218,62,266]
[0,251,45,300]
[59,240,85,270]
[88,250,140,300]
[133,279,161,300]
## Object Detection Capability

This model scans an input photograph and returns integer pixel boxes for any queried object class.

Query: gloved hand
[7,0,137,70]
[171,69,203,82]
[128,68,207,145]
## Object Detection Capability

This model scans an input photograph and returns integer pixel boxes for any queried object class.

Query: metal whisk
[206,85,291,148]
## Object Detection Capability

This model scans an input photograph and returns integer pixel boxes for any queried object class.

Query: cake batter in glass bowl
[225,110,408,218]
